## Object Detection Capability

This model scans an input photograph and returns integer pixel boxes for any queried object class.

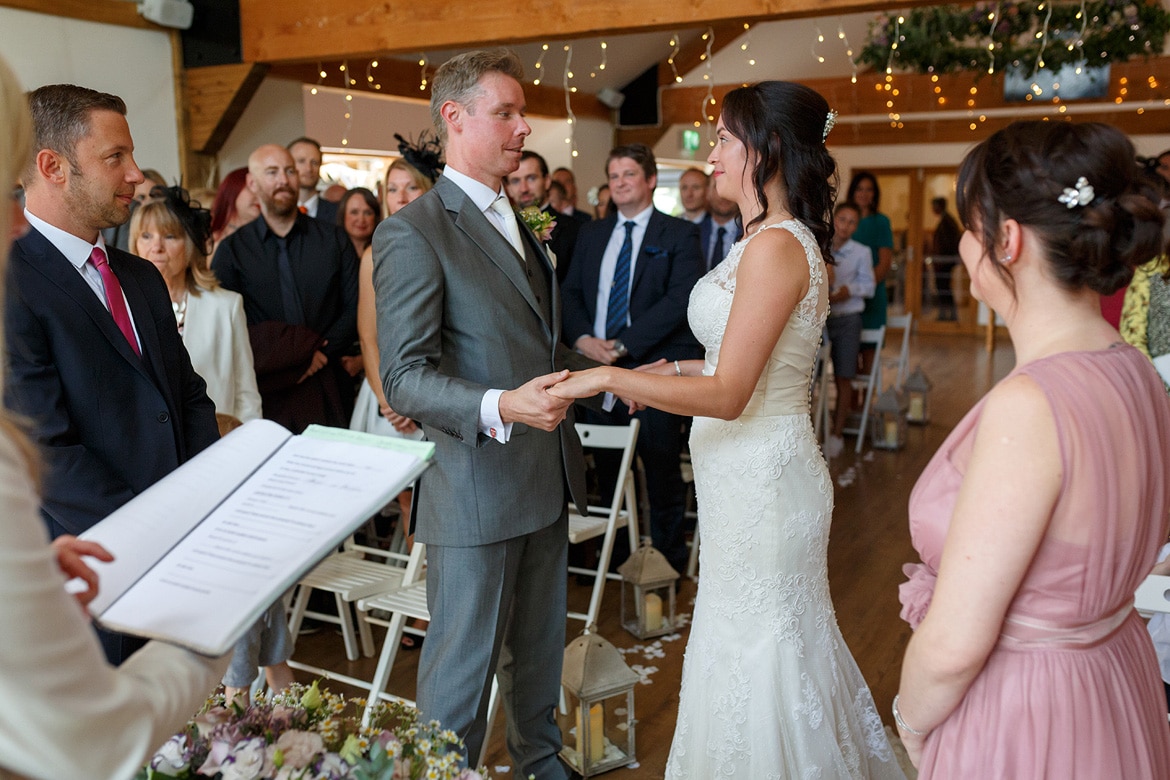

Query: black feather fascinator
[394,131,444,183]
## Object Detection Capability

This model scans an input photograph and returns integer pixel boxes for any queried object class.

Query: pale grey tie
[489,195,525,258]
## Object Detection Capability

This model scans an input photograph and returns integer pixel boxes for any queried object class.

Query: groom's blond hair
[430,49,524,144]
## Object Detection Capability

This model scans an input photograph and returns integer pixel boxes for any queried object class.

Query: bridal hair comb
[822,109,838,142]
[1058,176,1094,209]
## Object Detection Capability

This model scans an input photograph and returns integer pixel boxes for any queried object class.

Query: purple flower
[150,734,192,773]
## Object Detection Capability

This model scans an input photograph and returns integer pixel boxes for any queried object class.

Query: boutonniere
[519,206,556,243]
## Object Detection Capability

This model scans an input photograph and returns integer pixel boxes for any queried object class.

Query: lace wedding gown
[665,221,905,779]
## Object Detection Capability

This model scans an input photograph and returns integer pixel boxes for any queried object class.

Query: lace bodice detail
[687,220,828,417]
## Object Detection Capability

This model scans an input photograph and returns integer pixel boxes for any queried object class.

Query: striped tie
[605,221,635,339]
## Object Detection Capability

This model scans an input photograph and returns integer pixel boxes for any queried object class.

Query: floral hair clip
[822,109,838,142]
[1058,176,1094,209]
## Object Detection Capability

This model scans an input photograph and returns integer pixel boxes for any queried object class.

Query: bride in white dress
[550,81,904,778]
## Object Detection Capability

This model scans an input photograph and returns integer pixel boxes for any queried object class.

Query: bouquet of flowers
[519,207,556,243]
[137,682,486,780]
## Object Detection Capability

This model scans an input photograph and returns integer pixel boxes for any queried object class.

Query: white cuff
[602,392,617,412]
[480,389,512,443]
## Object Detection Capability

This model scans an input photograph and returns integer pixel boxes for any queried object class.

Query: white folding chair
[567,420,641,628]
[355,543,500,767]
[882,313,913,390]
[287,533,412,662]
[843,326,886,454]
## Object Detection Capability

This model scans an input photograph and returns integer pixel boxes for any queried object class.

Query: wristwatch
[612,340,628,358]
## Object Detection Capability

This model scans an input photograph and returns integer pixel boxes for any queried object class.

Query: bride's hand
[548,368,608,399]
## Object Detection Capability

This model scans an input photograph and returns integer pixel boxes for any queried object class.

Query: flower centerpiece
[137,682,487,780]
[519,207,556,243]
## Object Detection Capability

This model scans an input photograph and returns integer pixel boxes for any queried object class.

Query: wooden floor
[290,331,1016,778]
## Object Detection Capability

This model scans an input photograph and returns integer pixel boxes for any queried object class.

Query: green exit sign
[682,129,700,152]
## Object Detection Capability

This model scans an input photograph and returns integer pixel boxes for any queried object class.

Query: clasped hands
[501,360,671,431]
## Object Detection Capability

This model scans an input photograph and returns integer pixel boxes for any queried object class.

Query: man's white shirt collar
[443,166,507,212]
[24,209,107,272]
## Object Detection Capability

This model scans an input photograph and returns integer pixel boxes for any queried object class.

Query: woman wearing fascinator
[350,137,441,649]
[895,122,1170,777]
[550,81,904,778]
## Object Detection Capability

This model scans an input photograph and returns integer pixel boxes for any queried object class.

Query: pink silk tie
[90,247,140,356]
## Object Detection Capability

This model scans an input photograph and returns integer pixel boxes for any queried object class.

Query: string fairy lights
[667,34,683,84]
[563,44,578,159]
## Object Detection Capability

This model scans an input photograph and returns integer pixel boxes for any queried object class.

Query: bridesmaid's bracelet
[674,360,682,376]
[892,695,927,736]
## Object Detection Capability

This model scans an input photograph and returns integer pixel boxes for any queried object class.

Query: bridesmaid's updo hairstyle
[720,81,838,259]
[957,120,1166,296]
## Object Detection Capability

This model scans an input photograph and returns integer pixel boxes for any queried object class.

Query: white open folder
[77,420,433,656]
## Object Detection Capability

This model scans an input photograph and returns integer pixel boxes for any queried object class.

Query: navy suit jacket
[314,197,339,225]
[561,208,703,364]
[698,212,743,271]
[5,227,219,536]
[541,204,579,284]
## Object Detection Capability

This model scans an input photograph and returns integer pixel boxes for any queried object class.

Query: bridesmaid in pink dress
[895,120,1170,778]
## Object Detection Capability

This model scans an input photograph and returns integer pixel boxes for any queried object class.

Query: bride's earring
[998,253,1013,265]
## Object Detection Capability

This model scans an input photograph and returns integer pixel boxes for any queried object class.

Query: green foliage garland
[857,1,1170,75]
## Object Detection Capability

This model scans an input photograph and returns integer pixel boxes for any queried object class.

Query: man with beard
[212,144,359,432]
[6,85,219,664]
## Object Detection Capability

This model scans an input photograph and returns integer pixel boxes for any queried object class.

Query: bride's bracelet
[892,695,927,736]
[674,360,682,377]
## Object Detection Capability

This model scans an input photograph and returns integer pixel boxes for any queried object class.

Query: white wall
[0,6,181,182]
[217,77,307,174]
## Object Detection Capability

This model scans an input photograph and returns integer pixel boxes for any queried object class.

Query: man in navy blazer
[6,85,218,664]
[561,143,703,574]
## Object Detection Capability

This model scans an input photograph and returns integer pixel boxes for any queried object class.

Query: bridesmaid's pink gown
[901,344,1170,778]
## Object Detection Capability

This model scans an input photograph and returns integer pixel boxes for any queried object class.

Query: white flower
[220,737,269,780]
[150,734,190,773]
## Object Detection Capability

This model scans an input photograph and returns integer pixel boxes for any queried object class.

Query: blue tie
[710,225,727,270]
[606,221,636,339]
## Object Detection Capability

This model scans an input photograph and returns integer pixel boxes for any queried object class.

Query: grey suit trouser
[418,509,570,780]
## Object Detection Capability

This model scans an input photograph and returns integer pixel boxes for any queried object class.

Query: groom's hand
[500,370,573,431]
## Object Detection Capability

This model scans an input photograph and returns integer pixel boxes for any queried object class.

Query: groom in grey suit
[373,50,597,778]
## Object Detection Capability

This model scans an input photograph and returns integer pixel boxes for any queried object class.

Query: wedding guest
[351,158,432,554]
[594,183,611,220]
[847,171,894,376]
[896,121,1170,776]
[551,165,591,223]
[288,136,337,222]
[209,167,260,257]
[0,54,228,780]
[337,187,379,257]
[824,201,875,458]
[678,167,709,223]
[131,187,263,424]
[8,83,218,665]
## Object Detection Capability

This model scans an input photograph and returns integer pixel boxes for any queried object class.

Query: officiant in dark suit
[373,50,598,779]
[561,143,704,575]
[504,150,579,282]
[5,85,219,664]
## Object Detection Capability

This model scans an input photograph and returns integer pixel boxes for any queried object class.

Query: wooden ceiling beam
[0,0,159,29]
[184,62,269,154]
[657,56,1170,143]
[239,0,937,65]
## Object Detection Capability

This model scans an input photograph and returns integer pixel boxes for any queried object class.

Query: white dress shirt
[591,204,654,339]
[24,208,143,343]
[442,166,522,444]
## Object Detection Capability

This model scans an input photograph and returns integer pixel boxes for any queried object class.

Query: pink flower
[899,561,937,630]
[193,706,234,738]
[273,729,325,769]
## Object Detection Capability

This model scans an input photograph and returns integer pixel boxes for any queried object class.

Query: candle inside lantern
[884,419,899,446]
[908,395,924,421]
[644,592,663,630]
[575,702,605,763]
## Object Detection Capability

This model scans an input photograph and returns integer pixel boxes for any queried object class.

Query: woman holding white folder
[0,57,229,780]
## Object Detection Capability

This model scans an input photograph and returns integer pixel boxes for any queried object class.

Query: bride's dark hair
[720,81,838,259]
